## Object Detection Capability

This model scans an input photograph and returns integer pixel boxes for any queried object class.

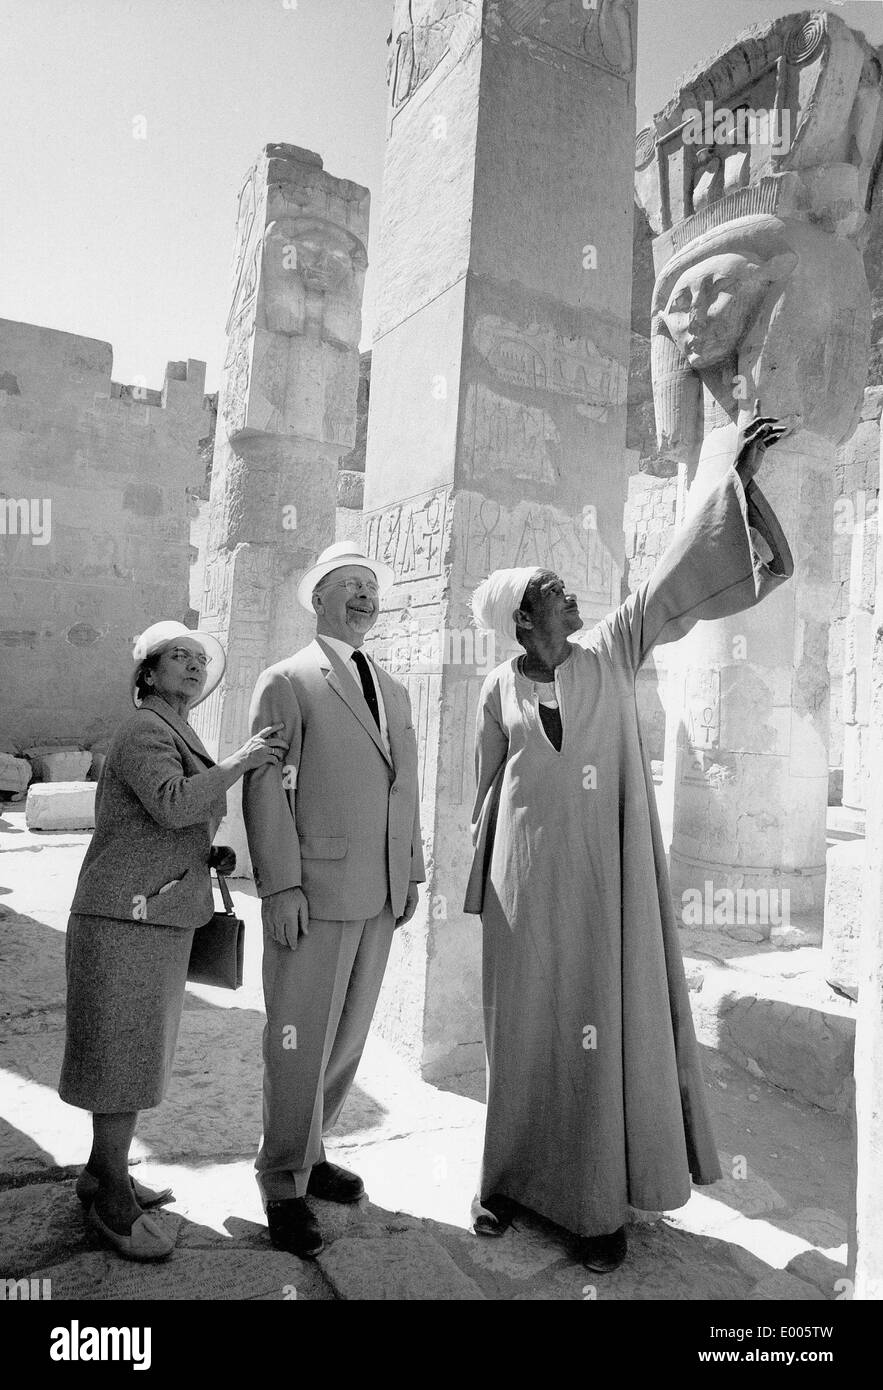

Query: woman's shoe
[471,1193,515,1237]
[76,1169,174,1210]
[86,1204,175,1262]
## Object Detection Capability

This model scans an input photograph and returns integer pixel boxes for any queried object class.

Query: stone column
[362,0,637,1080]
[854,388,883,1301]
[635,12,883,925]
[193,145,369,869]
[840,388,883,821]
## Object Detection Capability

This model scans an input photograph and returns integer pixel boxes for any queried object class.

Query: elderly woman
[465,413,791,1272]
[59,620,285,1262]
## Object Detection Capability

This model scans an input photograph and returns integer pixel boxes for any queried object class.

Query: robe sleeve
[595,464,793,674]
[463,673,509,914]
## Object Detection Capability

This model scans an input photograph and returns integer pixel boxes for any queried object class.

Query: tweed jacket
[243,638,425,922]
[70,694,228,930]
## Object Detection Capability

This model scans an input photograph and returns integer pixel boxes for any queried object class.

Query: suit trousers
[255,901,396,1203]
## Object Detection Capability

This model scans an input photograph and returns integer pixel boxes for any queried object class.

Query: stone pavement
[0,809,852,1301]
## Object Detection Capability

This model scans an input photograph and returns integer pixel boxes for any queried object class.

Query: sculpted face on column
[661,252,794,371]
[262,216,367,340]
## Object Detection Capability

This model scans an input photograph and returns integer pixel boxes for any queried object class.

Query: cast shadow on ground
[0,907,390,1191]
[4,1170,804,1300]
[0,904,851,1296]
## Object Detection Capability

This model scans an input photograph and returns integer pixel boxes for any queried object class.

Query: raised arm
[596,417,793,673]
[112,717,230,830]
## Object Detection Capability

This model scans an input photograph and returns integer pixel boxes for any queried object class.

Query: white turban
[471,566,543,642]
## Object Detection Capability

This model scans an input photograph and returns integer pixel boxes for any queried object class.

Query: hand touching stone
[735,402,790,484]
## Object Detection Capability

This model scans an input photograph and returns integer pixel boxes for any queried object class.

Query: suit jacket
[243,638,425,922]
[70,694,228,929]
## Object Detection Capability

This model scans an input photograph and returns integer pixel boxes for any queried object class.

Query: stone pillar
[193,145,369,869]
[840,387,883,820]
[362,0,637,1080]
[336,349,371,547]
[635,11,883,924]
[853,389,883,1301]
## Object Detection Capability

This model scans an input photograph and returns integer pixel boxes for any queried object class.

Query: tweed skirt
[58,912,195,1113]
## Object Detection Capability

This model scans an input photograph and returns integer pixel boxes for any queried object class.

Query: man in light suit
[243,542,424,1256]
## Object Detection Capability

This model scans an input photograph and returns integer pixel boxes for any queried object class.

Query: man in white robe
[465,414,791,1271]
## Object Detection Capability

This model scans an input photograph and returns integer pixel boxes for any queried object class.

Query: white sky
[2,0,882,392]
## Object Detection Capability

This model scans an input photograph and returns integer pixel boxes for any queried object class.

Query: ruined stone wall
[0,318,208,750]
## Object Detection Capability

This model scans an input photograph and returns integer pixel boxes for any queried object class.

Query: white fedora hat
[130,620,226,707]
[296,542,395,614]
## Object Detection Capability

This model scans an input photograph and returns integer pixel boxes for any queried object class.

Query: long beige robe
[464,462,793,1236]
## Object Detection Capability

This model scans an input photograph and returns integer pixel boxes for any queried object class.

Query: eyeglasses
[167,647,209,668]
[319,578,379,597]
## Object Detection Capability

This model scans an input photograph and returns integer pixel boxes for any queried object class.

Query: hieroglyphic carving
[364,487,452,582]
[499,0,635,78]
[397,671,442,805]
[222,168,263,433]
[366,486,617,610]
[685,666,720,752]
[457,490,618,610]
[443,674,488,806]
[191,632,268,758]
[473,315,627,414]
[387,1,480,110]
[464,384,559,485]
[227,166,260,338]
[191,681,222,758]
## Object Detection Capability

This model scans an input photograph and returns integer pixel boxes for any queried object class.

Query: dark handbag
[187,873,244,989]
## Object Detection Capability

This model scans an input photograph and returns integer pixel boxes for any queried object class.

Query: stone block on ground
[785,1249,847,1300]
[686,954,855,1112]
[746,1270,826,1300]
[25,782,96,830]
[708,1157,788,1219]
[318,1230,485,1300]
[0,753,31,796]
[775,1208,848,1250]
[88,743,109,780]
[24,748,91,782]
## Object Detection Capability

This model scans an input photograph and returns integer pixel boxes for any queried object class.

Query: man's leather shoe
[471,1192,515,1237]
[307,1161,365,1204]
[266,1198,324,1258]
[577,1225,628,1273]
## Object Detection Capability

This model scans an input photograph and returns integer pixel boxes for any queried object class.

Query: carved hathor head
[650,214,871,464]
[261,216,368,338]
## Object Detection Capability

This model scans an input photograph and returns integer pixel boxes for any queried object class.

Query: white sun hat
[296,541,395,614]
[130,620,226,707]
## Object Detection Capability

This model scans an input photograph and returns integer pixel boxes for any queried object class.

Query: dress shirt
[318,635,391,757]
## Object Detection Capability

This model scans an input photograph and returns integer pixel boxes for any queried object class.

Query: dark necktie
[351,649,381,731]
